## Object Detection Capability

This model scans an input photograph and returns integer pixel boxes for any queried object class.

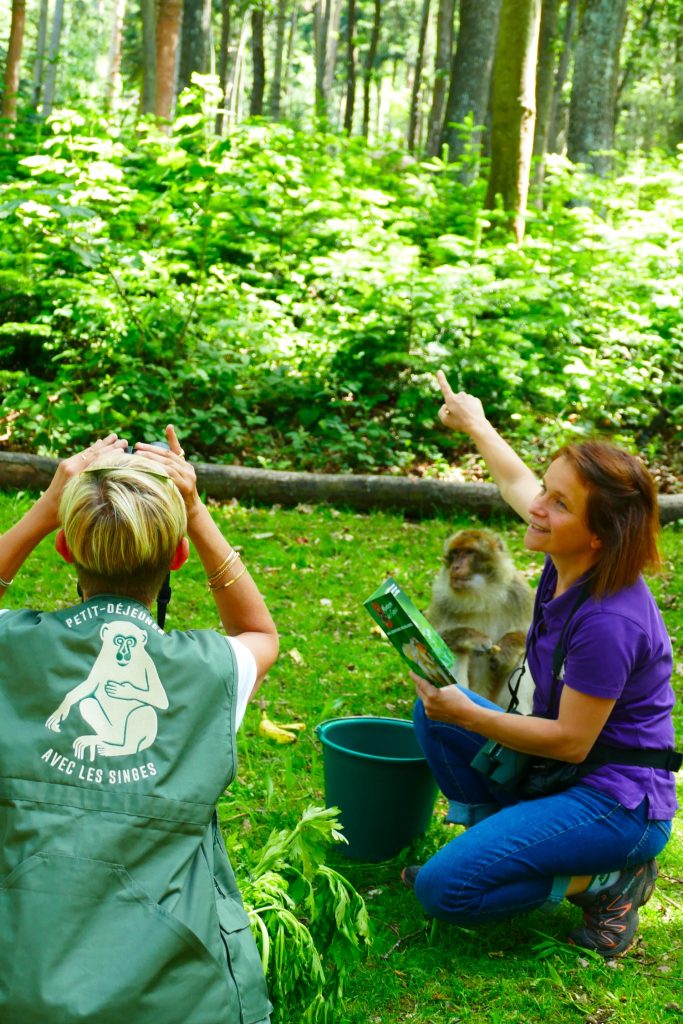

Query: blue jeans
[412,694,672,923]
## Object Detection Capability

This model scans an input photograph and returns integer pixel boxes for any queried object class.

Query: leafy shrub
[237,805,370,1023]
[0,90,681,480]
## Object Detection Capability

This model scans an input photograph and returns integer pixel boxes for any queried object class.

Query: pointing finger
[436,369,456,403]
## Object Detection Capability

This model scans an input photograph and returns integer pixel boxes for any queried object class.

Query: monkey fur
[426,529,535,711]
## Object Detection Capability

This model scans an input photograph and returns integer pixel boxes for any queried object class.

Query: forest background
[1,2,682,1023]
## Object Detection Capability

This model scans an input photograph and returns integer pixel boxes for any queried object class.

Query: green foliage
[0,91,681,480]
[236,805,371,1023]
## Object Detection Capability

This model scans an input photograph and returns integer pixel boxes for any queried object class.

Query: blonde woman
[0,429,278,1023]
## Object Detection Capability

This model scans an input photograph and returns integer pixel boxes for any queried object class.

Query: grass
[1,492,681,1024]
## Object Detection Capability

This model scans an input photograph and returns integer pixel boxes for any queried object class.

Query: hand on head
[42,433,129,530]
[436,370,487,436]
[135,426,202,521]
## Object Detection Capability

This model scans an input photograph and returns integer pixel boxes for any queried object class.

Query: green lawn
[1,493,681,1023]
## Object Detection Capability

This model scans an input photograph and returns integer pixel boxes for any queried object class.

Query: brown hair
[552,441,661,598]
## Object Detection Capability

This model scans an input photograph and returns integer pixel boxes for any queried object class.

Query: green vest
[0,597,271,1024]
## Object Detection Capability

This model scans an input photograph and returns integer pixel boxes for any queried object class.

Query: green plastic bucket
[316,716,438,861]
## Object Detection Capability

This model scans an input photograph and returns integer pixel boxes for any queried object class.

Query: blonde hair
[59,452,187,602]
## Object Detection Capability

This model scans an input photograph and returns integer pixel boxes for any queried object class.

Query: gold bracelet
[207,556,241,589]
[207,550,240,585]
[209,565,247,591]
[0,575,13,588]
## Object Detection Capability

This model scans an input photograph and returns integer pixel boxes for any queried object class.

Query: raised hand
[135,426,202,522]
[436,370,488,436]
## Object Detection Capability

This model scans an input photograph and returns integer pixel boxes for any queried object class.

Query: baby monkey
[426,528,535,711]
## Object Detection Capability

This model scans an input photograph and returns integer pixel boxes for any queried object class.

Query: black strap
[156,573,172,630]
[546,585,592,715]
[585,741,682,772]
[508,584,591,715]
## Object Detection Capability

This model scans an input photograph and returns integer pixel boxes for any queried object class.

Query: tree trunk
[484,0,542,243]
[1,0,26,127]
[425,0,455,158]
[547,0,577,153]
[215,0,231,133]
[407,0,430,152]
[31,0,49,110]
[1,452,680,523]
[531,0,561,188]
[322,0,343,102]
[178,0,211,93]
[671,14,683,148]
[361,0,381,137]
[442,0,502,168]
[268,0,288,119]
[155,0,183,120]
[140,0,156,115]
[250,7,265,115]
[228,12,250,124]
[314,0,327,115]
[343,0,356,132]
[41,0,65,118]
[282,0,298,114]
[105,0,127,111]
[566,0,628,175]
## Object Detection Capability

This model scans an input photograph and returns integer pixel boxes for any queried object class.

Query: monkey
[46,621,169,762]
[426,529,535,711]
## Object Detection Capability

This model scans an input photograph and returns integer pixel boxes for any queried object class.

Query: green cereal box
[364,577,460,687]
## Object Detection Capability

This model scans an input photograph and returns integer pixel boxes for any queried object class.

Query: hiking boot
[401,865,421,889]
[567,859,658,957]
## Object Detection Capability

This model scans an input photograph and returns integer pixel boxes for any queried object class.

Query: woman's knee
[413,858,483,922]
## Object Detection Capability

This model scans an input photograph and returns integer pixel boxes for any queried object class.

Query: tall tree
[250,6,266,115]
[228,11,250,123]
[323,0,342,101]
[485,0,542,242]
[215,0,231,133]
[155,0,183,121]
[361,0,381,137]
[407,0,430,152]
[314,0,343,117]
[425,0,455,157]
[1,0,26,127]
[672,12,683,148]
[140,0,157,115]
[31,0,49,111]
[282,0,299,114]
[178,0,211,93]
[547,0,578,153]
[442,0,502,168]
[105,0,127,111]
[343,0,357,133]
[268,0,288,119]
[566,0,628,175]
[531,0,561,186]
[41,0,65,118]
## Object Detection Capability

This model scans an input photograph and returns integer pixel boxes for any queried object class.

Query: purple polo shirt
[526,558,677,820]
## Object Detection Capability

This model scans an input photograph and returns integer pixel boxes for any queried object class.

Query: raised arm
[437,370,539,522]
[0,434,128,601]
[136,428,278,693]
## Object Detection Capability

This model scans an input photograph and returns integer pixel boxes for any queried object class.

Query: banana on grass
[258,700,306,744]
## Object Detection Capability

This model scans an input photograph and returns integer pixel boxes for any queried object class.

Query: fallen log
[0,451,681,524]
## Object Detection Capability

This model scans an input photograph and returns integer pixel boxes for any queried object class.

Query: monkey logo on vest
[45,621,168,762]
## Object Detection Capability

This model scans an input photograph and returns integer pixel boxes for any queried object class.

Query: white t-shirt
[225,635,257,730]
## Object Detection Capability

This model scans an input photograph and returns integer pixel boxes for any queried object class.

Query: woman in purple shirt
[404,371,678,957]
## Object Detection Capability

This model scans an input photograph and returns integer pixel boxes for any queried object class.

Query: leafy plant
[236,805,371,1023]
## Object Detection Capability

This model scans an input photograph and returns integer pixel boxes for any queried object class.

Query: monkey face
[114,633,138,666]
[442,530,505,592]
